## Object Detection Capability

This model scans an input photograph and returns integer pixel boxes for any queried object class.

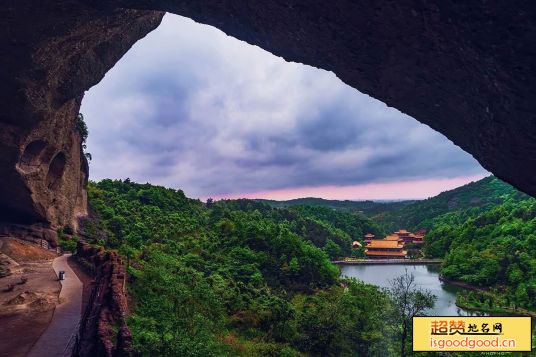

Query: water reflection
[340,264,488,316]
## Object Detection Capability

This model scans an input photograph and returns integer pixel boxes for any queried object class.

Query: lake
[340,264,487,316]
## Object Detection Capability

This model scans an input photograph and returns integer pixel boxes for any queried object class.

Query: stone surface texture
[73,241,132,357]
[0,2,164,234]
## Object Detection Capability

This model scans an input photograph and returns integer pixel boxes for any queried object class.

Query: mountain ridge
[257,176,530,232]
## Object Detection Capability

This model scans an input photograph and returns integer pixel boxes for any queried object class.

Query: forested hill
[257,176,529,232]
[257,197,414,218]
[209,199,385,257]
[79,176,535,354]
[83,179,391,355]
[373,176,530,232]
[424,190,536,310]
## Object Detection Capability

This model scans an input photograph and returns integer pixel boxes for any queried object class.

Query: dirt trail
[0,239,60,357]
[27,254,83,357]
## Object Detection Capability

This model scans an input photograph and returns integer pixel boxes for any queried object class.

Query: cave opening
[46,152,66,190]
[80,13,487,201]
[19,140,48,172]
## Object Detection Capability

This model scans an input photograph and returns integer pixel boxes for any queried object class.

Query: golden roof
[384,235,402,241]
[366,240,403,249]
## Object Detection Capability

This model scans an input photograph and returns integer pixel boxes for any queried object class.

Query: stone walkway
[332,258,443,265]
[27,254,82,357]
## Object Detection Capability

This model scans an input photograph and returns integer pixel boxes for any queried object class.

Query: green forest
[373,176,530,232]
[77,175,536,355]
[424,198,536,310]
[268,176,536,313]
[82,180,405,356]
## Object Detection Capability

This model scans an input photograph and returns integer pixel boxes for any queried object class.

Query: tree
[128,249,225,356]
[388,269,437,357]
[75,113,89,143]
[206,198,214,208]
[76,113,92,163]
[323,239,342,260]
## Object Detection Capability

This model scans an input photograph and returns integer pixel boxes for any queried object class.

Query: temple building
[384,234,403,243]
[363,229,426,259]
[394,229,425,245]
[365,239,407,259]
[364,233,375,244]
[394,229,414,244]
[412,229,426,245]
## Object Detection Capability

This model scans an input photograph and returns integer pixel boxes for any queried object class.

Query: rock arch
[1,1,536,229]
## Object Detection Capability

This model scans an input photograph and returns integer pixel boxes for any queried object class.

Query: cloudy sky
[81,14,487,200]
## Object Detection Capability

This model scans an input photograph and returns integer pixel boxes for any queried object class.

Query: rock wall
[1,1,536,232]
[73,241,133,357]
[0,223,58,249]
[0,2,164,233]
[0,106,88,229]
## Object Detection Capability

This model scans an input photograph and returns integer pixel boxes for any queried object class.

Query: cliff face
[0,3,164,234]
[0,104,88,228]
[1,1,536,232]
[73,242,132,357]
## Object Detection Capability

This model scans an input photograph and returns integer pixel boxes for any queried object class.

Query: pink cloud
[207,174,488,201]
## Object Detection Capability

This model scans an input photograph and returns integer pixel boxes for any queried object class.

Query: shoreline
[438,276,484,291]
[332,258,442,265]
[337,260,536,318]
[455,299,536,318]
[440,276,536,318]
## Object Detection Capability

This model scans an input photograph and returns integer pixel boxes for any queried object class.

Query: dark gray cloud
[81,14,486,198]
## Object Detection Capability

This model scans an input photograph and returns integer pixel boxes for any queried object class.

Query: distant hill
[373,176,531,231]
[421,180,536,311]
[257,176,531,233]
[214,198,385,255]
[256,197,415,218]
